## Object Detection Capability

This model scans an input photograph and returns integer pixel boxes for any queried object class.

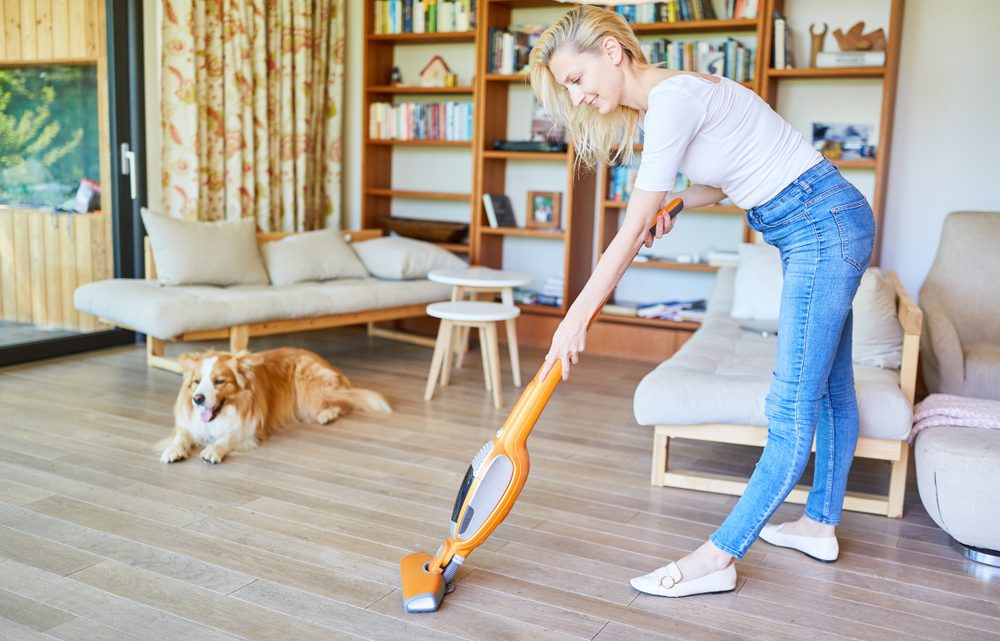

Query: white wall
[881,0,1000,296]
[158,0,997,299]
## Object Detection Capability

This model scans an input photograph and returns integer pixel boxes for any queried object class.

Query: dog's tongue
[199,407,215,422]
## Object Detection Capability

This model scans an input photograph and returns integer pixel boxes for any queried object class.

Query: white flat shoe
[629,561,737,597]
[759,523,839,562]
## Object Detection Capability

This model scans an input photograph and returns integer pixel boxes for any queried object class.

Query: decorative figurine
[809,23,827,68]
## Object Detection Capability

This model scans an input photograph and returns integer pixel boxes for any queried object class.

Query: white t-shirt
[633,74,821,209]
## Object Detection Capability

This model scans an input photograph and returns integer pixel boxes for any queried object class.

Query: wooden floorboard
[0,327,997,641]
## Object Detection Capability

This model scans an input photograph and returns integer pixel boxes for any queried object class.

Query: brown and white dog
[159,347,391,464]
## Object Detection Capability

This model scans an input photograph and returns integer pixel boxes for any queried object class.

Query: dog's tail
[347,388,392,414]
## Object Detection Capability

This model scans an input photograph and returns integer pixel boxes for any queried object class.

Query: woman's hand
[540,312,588,381]
[642,201,677,247]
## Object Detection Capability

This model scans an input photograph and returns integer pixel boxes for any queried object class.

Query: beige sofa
[74,227,455,372]
[635,266,922,518]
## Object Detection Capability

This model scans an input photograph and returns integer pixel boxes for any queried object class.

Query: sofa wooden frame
[649,272,923,518]
[105,229,436,373]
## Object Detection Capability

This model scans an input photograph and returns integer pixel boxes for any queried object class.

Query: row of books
[513,288,562,308]
[615,0,758,23]
[603,298,707,321]
[487,25,543,75]
[373,0,476,35]
[642,38,755,83]
[369,101,473,142]
[607,168,691,203]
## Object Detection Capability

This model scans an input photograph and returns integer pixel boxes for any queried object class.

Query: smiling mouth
[195,400,224,422]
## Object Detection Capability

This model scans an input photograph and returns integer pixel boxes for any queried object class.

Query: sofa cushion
[352,236,465,280]
[852,268,904,368]
[141,208,269,286]
[730,243,783,321]
[633,314,913,440]
[74,277,452,339]
[259,230,368,286]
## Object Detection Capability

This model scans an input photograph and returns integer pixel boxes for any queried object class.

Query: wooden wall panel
[50,0,68,59]
[4,0,21,60]
[0,210,111,331]
[0,0,100,63]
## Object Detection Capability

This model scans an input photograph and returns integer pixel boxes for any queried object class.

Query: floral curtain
[161,0,344,231]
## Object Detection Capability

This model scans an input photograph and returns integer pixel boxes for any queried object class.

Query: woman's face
[548,38,625,115]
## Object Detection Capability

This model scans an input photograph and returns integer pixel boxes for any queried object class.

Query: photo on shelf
[812,122,870,161]
[526,191,562,230]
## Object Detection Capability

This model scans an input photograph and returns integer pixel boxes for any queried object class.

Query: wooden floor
[0,327,998,641]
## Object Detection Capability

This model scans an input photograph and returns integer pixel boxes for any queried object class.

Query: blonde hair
[529,6,647,171]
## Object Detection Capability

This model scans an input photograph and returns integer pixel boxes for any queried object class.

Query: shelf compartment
[368,85,474,95]
[480,227,565,240]
[597,313,701,330]
[367,31,476,44]
[482,150,569,161]
[768,67,885,79]
[632,260,719,272]
[629,18,759,34]
[367,139,473,147]
[366,188,471,201]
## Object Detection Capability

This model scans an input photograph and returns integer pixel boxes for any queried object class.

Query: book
[815,51,886,68]
[602,301,640,317]
[482,194,517,228]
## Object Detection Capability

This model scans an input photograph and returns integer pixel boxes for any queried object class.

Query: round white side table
[427,267,532,387]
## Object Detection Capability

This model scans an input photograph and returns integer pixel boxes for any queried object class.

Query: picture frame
[525,191,561,229]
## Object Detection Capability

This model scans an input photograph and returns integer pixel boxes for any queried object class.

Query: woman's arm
[540,187,669,380]
[670,184,726,209]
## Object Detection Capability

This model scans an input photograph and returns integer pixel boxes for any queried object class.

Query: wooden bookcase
[361,7,478,255]
[761,0,904,261]
[360,0,904,363]
[470,0,597,320]
[594,10,767,343]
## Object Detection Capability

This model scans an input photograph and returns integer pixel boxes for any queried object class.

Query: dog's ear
[177,352,201,373]
[229,350,262,388]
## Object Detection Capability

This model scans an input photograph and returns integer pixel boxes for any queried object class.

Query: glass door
[0,0,144,366]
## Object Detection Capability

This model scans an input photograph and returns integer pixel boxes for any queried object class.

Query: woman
[530,6,875,597]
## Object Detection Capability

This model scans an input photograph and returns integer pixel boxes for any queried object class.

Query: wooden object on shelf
[385,218,469,243]
[833,21,887,51]
[808,22,827,67]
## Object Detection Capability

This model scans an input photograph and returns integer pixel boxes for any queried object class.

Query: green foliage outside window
[0,65,100,209]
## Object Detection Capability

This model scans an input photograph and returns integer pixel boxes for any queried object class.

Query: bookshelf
[361,4,478,255]
[762,0,904,260]
[470,0,597,320]
[360,0,904,363]
[594,4,767,337]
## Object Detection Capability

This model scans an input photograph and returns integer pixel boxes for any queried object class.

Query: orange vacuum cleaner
[400,198,684,613]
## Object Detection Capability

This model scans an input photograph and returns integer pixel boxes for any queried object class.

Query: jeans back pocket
[830,197,875,270]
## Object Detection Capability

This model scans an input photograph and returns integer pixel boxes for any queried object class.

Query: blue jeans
[710,158,876,559]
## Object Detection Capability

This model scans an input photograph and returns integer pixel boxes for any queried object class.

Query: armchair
[919,211,1000,400]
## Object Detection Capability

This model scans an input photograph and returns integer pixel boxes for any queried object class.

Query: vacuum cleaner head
[400,551,446,613]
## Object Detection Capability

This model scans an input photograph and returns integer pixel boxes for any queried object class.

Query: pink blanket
[909,393,1000,443]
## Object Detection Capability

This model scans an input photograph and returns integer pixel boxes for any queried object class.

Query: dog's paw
[199,445,226,464]
[160,445,189,463]
[316,407,342,424]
